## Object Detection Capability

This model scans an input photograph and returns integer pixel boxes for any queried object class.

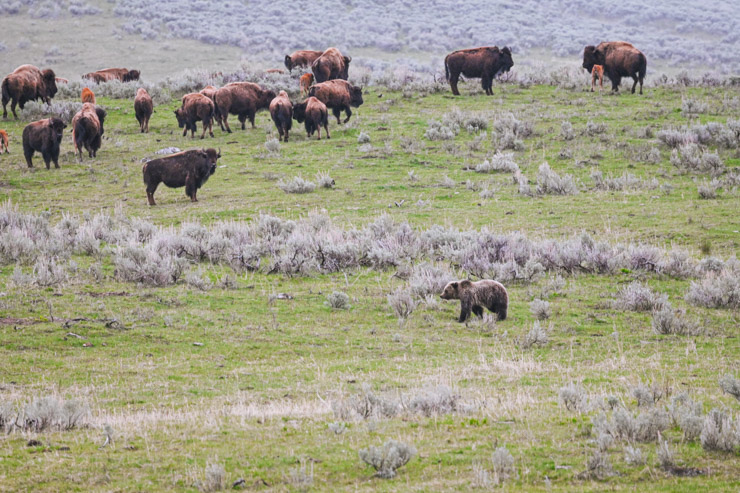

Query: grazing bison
[134,88,153,133]
[22,117,66,168]
[214,82,275,133]
[444,46,514,96]
[582,41,646,94]
[175,93,215,139]
[2,65,58,119]
[307,79,363,124]
[284,50,323,72]
[142,148,220,205]
[293,97,329,140]
[269,91,293,142]
[199,85,224,130]
[591,65,604,92]
[71,102,107,160]
[82,68,140,83]
[0,129,9,153]
[81,87,96,104]
[311,47,352,83]
[299,73,314,97]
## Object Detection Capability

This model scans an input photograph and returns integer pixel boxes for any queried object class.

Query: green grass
[0,80,739,491]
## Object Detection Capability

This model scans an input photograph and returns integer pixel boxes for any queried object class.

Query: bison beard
[583,41,646,94]
[2,65,58,119]
[22,117,66,169]
[293,97,330,140]
[142,148,220,205]
[72,103,107,161]
[307,80,363,124]
[269,91,293,142]
[444,46,513,96]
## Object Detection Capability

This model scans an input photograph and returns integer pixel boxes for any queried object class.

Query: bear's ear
[460,280,473,288]
[450,282,458,289]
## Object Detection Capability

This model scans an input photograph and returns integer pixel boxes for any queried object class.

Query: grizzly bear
[440,279,508,322]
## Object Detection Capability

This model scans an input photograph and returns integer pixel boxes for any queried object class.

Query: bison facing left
[2,65,58,119]
[444,46,513,96]
[142,148,220,205]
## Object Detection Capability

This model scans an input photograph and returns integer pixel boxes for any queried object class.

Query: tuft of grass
[359,440,416,479]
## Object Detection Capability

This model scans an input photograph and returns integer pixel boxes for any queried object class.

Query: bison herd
[1,42,648,204]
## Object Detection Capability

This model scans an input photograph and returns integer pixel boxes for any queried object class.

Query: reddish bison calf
[444,46,514,96]
[214,82,275,133]
[71,102,107,161]
[175,93,215,139]
[293,97,329,140]
[81,87,96,104]
[269,91,293,142]
[142,148,220,205]
[2,65,58,119]
[311,47,352,83]
[134,88,153,133]
[583,41,646,94]
[0,129,9,153]
[299,73,314,97]
[22,117,66,169]
[591,65,604,92]
[308,79,363,124]
[284,50,323,72]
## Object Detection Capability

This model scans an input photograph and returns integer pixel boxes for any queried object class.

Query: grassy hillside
[0,76,739,491]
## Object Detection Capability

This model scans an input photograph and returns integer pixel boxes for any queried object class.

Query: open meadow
[0,67,739,491]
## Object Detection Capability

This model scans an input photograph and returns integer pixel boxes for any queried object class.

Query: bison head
[497,47,514,76]
[284,55,293,71]
[124,70,141,82]
[204,148,220,175]
[349,85,364,107]
[49,118,67,142]
[42,69,58,100]
[174,108,186,128]
[95,107,107,136]
[292,101,307,123]
[583,46,604,72]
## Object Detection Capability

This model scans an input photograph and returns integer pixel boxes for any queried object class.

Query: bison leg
[41,150,52,170]
[332,107,342,125]
[481,76,491,95]
[51,147,60,168]
[342,106,352,124]
[23,144,34,168]
[248,110,256,129]
[10,100,18,119]
[185,174,197,202]
[222,114,232,133]
[146,191,156,206]
[238,113,247,130]
[449,71,460,96]
[1,96,8,119]
[145,182,159,206]
[324,122,330,139]
[611,75,621,92]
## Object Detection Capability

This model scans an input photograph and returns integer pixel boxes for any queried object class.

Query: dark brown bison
[311,47,352,83]
[2,65,58,119]
[175,93,215,139]
[134,88,153,133]
[82,68,140,83]
[284,50,324,72]
[293,97,330,140]
[22,117,66,169]
[142,148,220,205]
[269,91,293,142]
[582,41,646,94]
[199,85,224,130]
[307,80,363,124]
[214,82,275,133]
[444,46,514,96]
[71,102,107,161]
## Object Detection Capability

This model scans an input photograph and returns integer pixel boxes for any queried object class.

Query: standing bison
[199,85,224,130]
[2,65,58,119]
[284,50,324,72]
[311,47,352,83]
[82,68,140,83]
[134,88,153,133]
[214,82,275,133]
[22,117,66,169]
[71,103,107,161]
[269,91,293,142]
[81,87,96,104]
[175,93,215,139]
[293,97,330,140]
[142,148,220,205]
[308,80,363,124]
[582,41,646,94]
[444,46,513,96]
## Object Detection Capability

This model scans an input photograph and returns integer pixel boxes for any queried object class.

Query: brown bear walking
[440,279,508,322]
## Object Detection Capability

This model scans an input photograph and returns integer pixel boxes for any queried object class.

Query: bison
[199,85,224,130]
[308,79,363,124]
[269,91,293,142]
[175,93,215,139]
[293,97,329,140]
[134,88,153,133]
[311,47,352,83]
[71,102,107,161]
[583,42,646,94]
[299,73,314,97]
[22,117,66,169]
[214,82,275,133]
[82,68,140,83]
[591,65,604,92]
[284,50,324,72]
[55,77,69,84]
[81,87,96,104]
[444,46,513,96]
[0,129,9,153]
[2,65,58,119]
[142,148,220,205]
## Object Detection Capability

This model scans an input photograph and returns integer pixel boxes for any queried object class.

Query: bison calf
[81,87,96,104]
[2,64,58,119]
[71,103,107,161]
[299,73,314,97]
[591,65,604,92]
[293,97,329,140]
[0,129,9,153]
[269,91,293,142]
[22,117,66,169]
[134,88,153,133]
[142,148,220,205]
[175,93,214,139]
[308,80,363,124]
